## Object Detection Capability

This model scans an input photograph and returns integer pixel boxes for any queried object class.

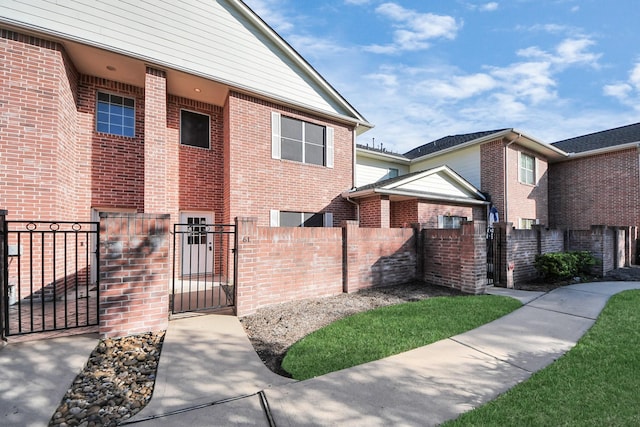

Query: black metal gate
[172,223,237,314]
[487,226,503,286]
[1,220,100,337]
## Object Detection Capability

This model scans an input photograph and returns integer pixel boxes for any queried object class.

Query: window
[437,215,467,229]
[270,210,333,227]
[97,92,135,137]
[519,153,536,185]
[519,218,537,230]
[388,168,399,179]
[181,110,210,148]
[186,217,207,245]
[272,112,334,167]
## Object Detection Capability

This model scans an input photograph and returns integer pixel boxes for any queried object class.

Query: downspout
[348,125,360,224]
[503,133,521,224]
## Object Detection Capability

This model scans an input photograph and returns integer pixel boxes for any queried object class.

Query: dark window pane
[305,143,324,165]
[305,122,324,145]
[97,122,109,133]
[280,212,302,227]
[111,95,123,105]
[303,213,323,227]
[181,110,210,148]
[97,92,109,102]
[281,138,303,162]
[123,98,135,108]
[281,116,302,140]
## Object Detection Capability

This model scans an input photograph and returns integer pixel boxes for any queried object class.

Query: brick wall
[225,92,356,226]
[79,75,145,213]
[480,139,505,218]
[235,217,343,316]
[549,149,640,230]
[421,221,487,294]
[343,221,416,293]
[0,30,83,220]
[506,144,549,226]
[99,213,169,338]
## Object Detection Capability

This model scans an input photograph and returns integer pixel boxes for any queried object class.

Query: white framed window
[519,152,536,185]
[96,92,135,137]
[272,112,334,167]
[519,218,538,229]
[437,215,467,229]
[270,210,333,227]
[388,168,399,179]
[181,109,210,149]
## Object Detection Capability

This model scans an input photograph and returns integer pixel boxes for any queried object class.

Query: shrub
[534,251,597,280]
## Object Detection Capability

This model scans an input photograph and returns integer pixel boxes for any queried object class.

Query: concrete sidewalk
[124,281,640,426]
[3,281,640,426]
[0,334,98,427]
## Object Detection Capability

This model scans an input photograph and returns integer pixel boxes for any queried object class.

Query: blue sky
[243,0,640,154]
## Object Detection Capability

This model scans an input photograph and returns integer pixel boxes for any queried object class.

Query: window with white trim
[97,92,135,137]
[270,210,333,227]
[519,218,537,229]
[437,215,467,229]
[272,112,334,167]
[519,152,536,185]
[388,168,399,179]
[181,109,210,149]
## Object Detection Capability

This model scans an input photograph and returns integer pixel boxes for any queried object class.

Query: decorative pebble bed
[49,331,164,427]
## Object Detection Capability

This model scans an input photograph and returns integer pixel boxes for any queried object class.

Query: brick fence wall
[99,213,170,338]
[495,222,634,287]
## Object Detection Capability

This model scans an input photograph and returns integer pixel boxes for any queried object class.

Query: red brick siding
[79,75,145,212]
[225,92,356,226]
[549,149,640,230]
[0,30,78,219]
[167,96,225,219]
[480,139,505,219]
[359,196,383,228]
[507,144,549,227]
[391,200,485,228]
[144,68,169,214]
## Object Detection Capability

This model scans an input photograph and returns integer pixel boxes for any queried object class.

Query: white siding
[391,173,470,199]
[356,157,409,187]
[410,145,481,188]
[0,0,348,115]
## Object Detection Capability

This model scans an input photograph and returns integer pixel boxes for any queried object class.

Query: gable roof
[0,0,372,131]
[552,122,640,154]
[344,165,487,205]
[403,130,508,159]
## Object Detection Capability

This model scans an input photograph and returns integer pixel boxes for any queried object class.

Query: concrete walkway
[2,281,640,426]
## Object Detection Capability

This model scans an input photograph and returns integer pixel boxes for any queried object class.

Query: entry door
[180,213,213,277]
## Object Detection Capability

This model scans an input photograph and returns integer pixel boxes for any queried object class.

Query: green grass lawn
[282,295,521,380]
[445,290,640,426]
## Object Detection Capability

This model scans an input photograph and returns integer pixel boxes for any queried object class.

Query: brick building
[0,0,372,230]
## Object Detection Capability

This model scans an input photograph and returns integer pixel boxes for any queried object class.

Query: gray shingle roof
[403,129,508,159]
[353,169,426,192]
[552,122,640,153]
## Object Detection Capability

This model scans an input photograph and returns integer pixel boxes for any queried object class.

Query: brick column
[342,220,359,293]
[99,213,170,338]
[459,221,488,294]
[144,67,170,214]
[235,217,259,316]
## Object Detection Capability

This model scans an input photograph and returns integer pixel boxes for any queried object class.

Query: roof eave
[343,188,488,205]
[356,147,411,163]
[553,141,640,162]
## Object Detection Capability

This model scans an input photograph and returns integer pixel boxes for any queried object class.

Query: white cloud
[603,62,640,109]
[480,2,499,12]
[418,73,497,100]
[365,3,461,53]
[517,37,601,69]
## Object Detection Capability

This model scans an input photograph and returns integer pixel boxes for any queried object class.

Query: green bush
[534,251,597,280]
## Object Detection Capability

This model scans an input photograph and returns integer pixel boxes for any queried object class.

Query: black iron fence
[1,220,99,337]
[487,226,503,286]
[172,223,237,314]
